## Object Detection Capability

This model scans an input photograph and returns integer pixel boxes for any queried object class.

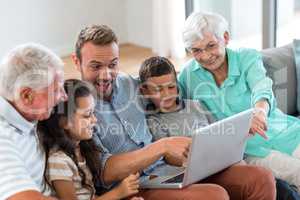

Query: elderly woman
[178,11,300,192]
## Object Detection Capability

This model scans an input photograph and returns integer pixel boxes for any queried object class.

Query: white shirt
[0,96,50,199]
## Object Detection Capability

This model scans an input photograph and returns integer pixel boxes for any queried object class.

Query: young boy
[139,56,300,200]
[139,56,214,141]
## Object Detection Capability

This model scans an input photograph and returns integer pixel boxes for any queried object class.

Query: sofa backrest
[261,44,298,115]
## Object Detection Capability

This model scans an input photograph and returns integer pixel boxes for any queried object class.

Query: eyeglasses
[189,42,219,56]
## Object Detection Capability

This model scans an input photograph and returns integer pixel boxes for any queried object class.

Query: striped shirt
[46,149,95,200]
[0,96,51,199]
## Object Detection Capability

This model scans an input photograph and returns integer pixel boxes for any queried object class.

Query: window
[186,0,300,49]
[276,0,300,46]
[186,0,263,49]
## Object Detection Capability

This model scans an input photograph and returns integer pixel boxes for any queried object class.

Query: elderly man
[0,43,66,200]
[72,24,276,200]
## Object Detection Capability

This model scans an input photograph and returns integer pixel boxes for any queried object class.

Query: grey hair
[182,11,229,49]
[0,43,64,100]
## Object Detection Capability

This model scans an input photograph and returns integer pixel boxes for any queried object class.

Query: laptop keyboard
[162,173,184,184]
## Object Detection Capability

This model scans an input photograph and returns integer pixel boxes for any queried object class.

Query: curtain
[152,0,186,58]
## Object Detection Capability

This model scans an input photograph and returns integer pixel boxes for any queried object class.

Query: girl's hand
[115,173,140,199]
[129,197,144,200]
[249,108,268,139]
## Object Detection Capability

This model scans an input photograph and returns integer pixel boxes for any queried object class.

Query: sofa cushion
[262,44,297,115]
[261,44,297,115]
[293,39,300,113]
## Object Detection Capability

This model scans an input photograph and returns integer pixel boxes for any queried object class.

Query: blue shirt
[93,74,173,186]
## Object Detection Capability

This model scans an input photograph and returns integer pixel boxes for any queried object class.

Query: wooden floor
[62,44,190,80]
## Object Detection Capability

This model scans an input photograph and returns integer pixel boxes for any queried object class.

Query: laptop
[140,109,253,189]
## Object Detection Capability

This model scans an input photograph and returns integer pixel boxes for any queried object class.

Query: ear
[223,31,230,45]
[139,84,148,95]
[19,87,34,105]
[71,53,81,72]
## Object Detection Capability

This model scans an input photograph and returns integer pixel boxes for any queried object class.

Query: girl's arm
[46,152,81,200]
[52,180,78,200]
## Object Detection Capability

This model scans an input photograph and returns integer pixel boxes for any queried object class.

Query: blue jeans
[276,178,300,200]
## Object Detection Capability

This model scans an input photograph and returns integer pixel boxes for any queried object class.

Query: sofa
[261,40,300,117]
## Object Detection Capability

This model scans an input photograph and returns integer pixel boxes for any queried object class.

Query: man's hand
[160,136,192,166]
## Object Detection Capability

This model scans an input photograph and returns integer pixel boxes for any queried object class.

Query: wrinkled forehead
[191,31,219,48]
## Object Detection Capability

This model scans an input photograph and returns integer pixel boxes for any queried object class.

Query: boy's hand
[115,173,140,199]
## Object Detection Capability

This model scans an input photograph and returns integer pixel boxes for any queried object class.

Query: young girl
[38,79,142,200]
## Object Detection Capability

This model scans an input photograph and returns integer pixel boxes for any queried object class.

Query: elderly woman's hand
[249,108,268,139]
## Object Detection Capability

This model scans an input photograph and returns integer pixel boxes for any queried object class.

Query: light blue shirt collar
[0,96,36,135]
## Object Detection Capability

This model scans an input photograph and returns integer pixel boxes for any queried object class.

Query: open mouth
[95,80,112,91]
[162,97,176,106]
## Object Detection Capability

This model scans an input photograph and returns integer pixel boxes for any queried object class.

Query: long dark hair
[38,79,102,194]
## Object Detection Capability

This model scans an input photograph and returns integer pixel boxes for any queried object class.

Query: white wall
[0,0,127,58]
[125,0,153,48]
[0,0,155,59]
